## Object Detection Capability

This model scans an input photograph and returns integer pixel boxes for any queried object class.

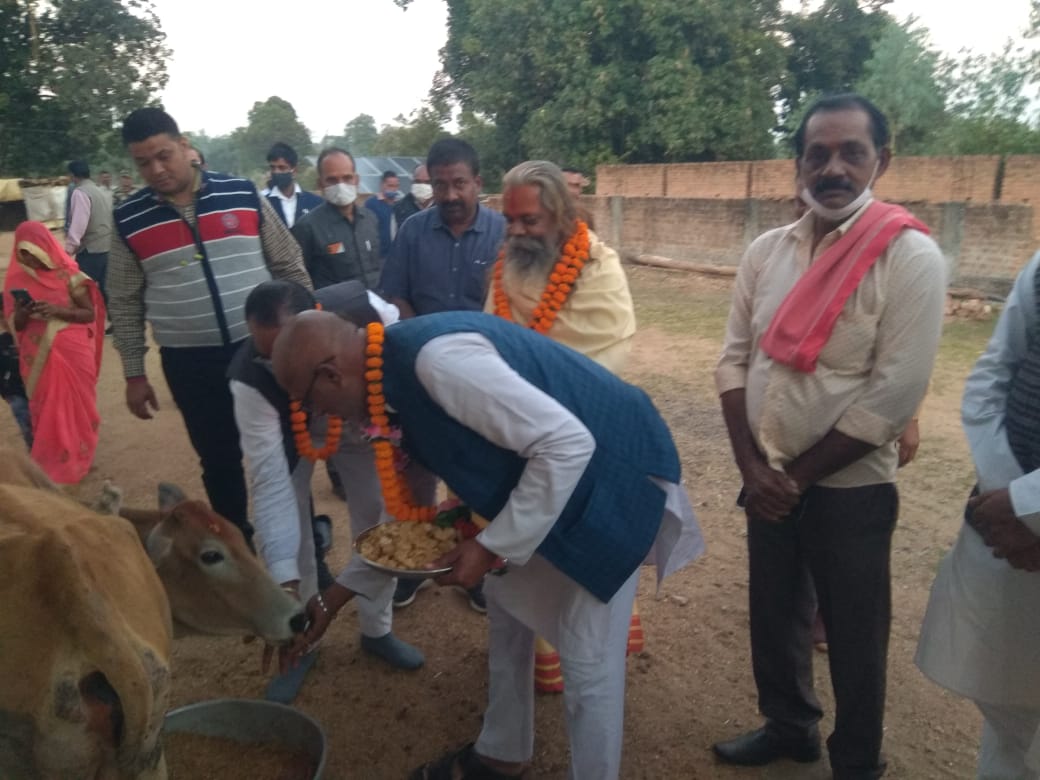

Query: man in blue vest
[271,309,704,779]
[108,107,312,544]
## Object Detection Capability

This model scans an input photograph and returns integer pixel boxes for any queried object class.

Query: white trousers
[977,701,1040,780]
[295,425,394,637]
[475,556,640,780]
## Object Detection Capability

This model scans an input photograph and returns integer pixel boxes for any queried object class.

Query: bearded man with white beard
[485,160,641,693]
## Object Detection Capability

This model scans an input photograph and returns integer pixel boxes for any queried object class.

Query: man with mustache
[379,137,506,613]
[712,93,946,778]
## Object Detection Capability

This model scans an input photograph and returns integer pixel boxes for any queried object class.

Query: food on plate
[358,521,458,570]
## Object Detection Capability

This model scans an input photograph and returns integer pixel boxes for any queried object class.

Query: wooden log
[628,254,737,277]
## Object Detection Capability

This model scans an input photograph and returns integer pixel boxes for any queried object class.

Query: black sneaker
[466,580,487,614]
[312,514,333,554]
[393,578,426,608]
[316,554,335,591]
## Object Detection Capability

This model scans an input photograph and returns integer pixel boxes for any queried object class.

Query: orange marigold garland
[365,322,437,522]
[492,219,590,334]
[289,400,343,462]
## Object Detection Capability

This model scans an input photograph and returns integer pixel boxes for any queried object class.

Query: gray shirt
[291,202,382,290]
[379,204,506,314]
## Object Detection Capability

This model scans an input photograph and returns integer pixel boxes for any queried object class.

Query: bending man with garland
[272,309,704,780]
[486,159,642,692]
[229,280,426,700]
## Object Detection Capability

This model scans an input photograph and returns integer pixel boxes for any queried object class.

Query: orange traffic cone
[627,602,644,655]
[534,636,564,693]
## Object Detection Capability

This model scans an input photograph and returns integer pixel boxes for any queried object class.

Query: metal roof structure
[304,155,425,195]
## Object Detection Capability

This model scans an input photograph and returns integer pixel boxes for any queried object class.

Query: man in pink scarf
[712,94,946,779]
[4,221,105,483]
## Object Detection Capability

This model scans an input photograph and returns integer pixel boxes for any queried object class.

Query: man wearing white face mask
[393,163,433,235]
[713,93,946,779]
[291,147,382,290]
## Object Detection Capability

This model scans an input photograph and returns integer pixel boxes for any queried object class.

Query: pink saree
[3,221,105,484]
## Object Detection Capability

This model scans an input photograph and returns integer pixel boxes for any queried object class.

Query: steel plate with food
[354,522,459,579]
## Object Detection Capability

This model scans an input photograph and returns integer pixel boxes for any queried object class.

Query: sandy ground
[0,252,987,778]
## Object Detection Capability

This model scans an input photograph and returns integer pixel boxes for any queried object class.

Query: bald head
[272,310,367,419]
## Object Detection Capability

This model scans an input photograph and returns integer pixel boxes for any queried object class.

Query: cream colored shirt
[484,230,636,373]
[715,203,947,488]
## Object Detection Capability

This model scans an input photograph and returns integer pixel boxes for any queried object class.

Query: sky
[153,0,1035,140]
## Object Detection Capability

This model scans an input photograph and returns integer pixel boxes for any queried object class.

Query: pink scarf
[760,201,929,373]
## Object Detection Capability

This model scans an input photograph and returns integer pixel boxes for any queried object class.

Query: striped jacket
[113,173,273,348]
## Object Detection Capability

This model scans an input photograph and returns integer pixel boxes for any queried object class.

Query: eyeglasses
[299,355,336,412]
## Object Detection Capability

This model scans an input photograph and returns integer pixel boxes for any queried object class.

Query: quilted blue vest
[382,312,681,602]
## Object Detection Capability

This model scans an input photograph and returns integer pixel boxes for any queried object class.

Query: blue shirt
[378,204,506,314]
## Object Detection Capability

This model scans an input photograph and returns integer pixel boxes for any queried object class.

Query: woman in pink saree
[3,221,105,484]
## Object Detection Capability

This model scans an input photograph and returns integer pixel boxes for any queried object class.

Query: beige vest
[75,179,113,254]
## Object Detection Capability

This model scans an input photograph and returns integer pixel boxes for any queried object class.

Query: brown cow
[0,449,305,779]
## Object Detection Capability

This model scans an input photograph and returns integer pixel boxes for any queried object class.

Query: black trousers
[747,483,898,779]
[160,344,252,544]
[76,251,108,305]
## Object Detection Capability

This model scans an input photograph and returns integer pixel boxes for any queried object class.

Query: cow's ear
[158,483,187,513]
[145,527,172,565]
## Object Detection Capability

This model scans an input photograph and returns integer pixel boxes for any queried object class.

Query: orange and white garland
[365,322,437,522]
[491,219,590,334]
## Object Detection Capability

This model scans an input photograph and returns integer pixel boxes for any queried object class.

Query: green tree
[0,0,170,176]
[855,18,946,154]
[341,114,379,156]
[931,43,1040,155]
[429,0,786,170]
[234,96,313,173]
[779,0,891,123]
[372,106,449,156]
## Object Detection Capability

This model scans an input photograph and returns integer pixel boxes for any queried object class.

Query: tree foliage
[779,0,891,123]
[855,18,945,154]
[0,0,170,176]
[931,43,1040,155]
[434,0,787,173]
[371,106,450,157]
[232,96,314,173]
[341,114,379,156]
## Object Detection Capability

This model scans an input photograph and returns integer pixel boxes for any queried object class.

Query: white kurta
[916,251,1040,708]
[411,332,704,779]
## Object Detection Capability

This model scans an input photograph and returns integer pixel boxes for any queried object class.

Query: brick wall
[597,155,1003,203]
[582,195,1033,293]
[873,156,999,203]
[594,164,665,197]
[664,163,749,199]
[749,160,798,199]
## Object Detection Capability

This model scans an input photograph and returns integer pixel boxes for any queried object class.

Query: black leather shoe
[713,727,821,766]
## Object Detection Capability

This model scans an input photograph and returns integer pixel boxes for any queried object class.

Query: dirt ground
[0,247,989,778]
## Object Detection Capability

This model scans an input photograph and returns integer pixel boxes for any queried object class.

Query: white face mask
[410,183,433,202]
[800,161,879,223]
[323,182,357,207]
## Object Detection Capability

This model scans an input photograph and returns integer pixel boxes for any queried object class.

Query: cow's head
[138,484,305,645]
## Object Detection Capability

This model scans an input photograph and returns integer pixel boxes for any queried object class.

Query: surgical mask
[270,172,293,191]
[410,183,433,202]
[323,182,357,207]
[800,162,879,223]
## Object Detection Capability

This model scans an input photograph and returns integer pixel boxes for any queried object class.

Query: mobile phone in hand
[9,289,33,307]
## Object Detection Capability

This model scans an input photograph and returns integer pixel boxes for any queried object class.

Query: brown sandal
[409,743,527,780]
